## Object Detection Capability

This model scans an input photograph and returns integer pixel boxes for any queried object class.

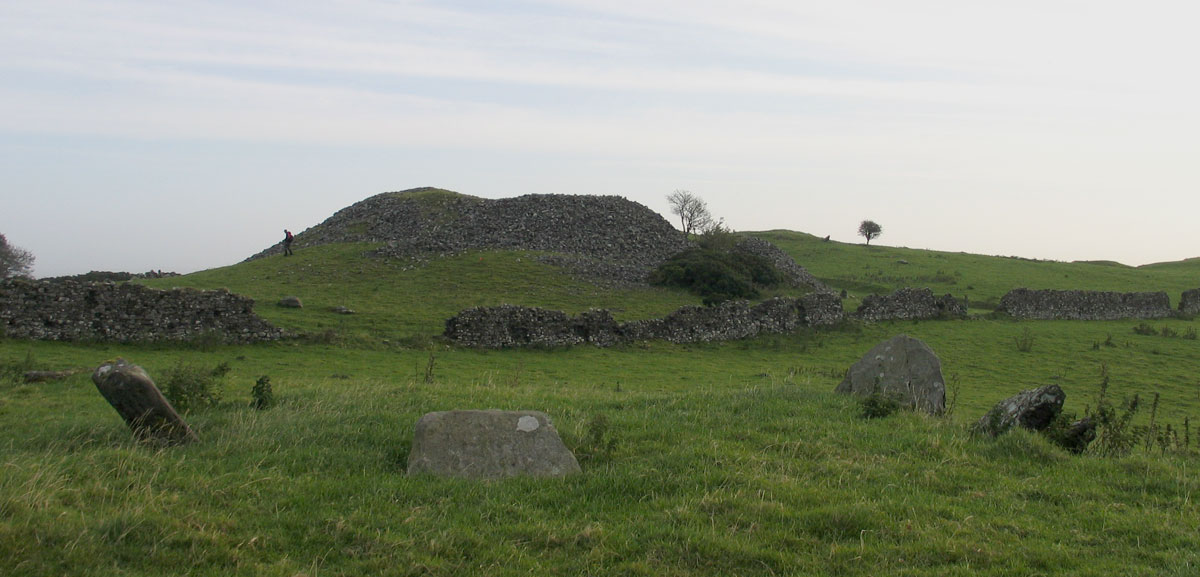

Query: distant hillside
[247,187,692,286]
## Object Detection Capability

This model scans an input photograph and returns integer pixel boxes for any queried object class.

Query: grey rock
[407,410,581,479]
[91,359,198,445]
[1180,288,1200,316]
[998,288,1173,320]
[974,384,1065,437]
[330,306,355,315]
[1056,418,1097,454]
[278,296,303,308]
[835,334,945,415]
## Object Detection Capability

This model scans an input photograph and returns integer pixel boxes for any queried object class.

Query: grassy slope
[3,235,1200,576]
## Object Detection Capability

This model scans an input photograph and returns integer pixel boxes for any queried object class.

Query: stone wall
[0,279,286,343]
[997,288,1174,320]
[445,296,845,348]
[1180,288,1200,316]
[855,288,968,322]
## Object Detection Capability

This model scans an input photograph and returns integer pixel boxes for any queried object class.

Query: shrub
[161,362,225,413]
[859,392,900,419]
[650,246,783,305]
[251,375,275,410]
[1132,322,1157,336]
[1013,328,1035,353]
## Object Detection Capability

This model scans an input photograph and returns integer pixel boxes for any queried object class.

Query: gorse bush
[251,375,275,410]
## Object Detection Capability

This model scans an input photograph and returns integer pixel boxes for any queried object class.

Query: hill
[3,193,1200,576]
[246,187,692,287]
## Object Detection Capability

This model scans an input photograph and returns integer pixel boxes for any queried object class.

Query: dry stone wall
[0,279,286,343]
[855,288,967,322]
[997,288,1174,320]
[445,296,845,348]
[1180,288,1200,316]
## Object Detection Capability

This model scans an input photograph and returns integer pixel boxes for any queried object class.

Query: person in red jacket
[283,229,294,256]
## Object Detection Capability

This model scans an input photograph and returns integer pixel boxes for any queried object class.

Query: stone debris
[974,384,1066,438]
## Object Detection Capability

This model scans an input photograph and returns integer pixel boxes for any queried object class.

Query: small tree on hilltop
[858,220,882,245]
[666,189,713,237]
[0,233,35,278]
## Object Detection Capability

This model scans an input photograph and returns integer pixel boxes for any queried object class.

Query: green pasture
[3,236,1200,575]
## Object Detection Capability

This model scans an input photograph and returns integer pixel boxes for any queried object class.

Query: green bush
[161,361,225,413]
[251,375,275,410]
[650,247,783,306]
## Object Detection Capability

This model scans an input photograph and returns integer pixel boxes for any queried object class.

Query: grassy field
[3,235,1200,576]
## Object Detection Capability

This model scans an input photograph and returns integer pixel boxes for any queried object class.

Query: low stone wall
[997,288,1174,320]
[1180,288,1200,316]
[0,279,286,343]
[855,288,967,322]
[446,296,845,348]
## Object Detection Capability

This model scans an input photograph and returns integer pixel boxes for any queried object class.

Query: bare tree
[666,189,712,236]
[858,220,882,245]
[0,233,35,278]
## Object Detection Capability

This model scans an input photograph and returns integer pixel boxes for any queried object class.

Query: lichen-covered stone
[1180,288,1200,316]
[406,410,581,479]
[974,384,1065,437]
[835,335,946,415]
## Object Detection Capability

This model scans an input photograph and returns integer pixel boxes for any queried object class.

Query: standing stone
[1181,288,1200,316]
[974,385,1066,437]
[91,359,198,444]
[407,410,581,479]
[835,334,945,415]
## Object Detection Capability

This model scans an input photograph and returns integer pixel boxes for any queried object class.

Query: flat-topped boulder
[835,334,946,415]
[407,410,581,479]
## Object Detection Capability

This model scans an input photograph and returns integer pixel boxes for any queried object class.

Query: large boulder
[407,410,582,479]
[91,359,198,445]
[835,335,945,415]
[974,385,1065,437]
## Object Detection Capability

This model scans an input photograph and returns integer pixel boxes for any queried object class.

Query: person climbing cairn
[283,229,294,256]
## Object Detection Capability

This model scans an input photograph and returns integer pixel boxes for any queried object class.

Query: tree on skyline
[666,189,712,237]
[858,220,882,245]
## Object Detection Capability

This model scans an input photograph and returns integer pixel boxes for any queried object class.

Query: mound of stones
[835,334,945,415]
[246,188,693,286]
[407,410,581,479]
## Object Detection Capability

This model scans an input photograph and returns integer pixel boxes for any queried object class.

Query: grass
[3,235,1200,575]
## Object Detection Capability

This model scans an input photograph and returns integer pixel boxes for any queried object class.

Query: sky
[3,1,1199,278]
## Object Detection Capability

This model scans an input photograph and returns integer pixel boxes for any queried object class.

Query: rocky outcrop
[835,335,946,415]
[407,410,581,479]
[855,288,967,322]
[997,288,1173,320]
[0,278,286,343]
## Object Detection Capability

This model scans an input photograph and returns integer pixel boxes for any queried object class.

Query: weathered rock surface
[998,288,1173,320]
[835,335,946,415]
[278,296,303,308]
[91,359,198,445]
[407,410,581,479]
[0,278,287,343]
[974,385,1065,437]
[1180,288,1200,316]
[1056,418,1098,454]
